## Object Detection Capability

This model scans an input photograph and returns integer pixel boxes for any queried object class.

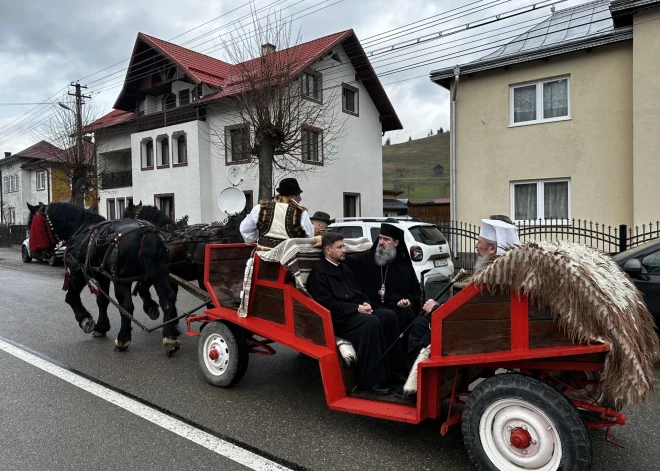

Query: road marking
[0,338,295,471]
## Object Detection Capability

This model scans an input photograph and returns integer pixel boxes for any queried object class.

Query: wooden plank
[207,259,249,275]
[258,261,281,282]
[529,319,576,349]
[467,291,510,304]
[529,306,553,320]
[444,303,510,322]
[208,246,254,261]
[210,279,243,302]
[251,285,286,325]
[542,352,607,363]
[293,300,326,346]
[442,319,510,355]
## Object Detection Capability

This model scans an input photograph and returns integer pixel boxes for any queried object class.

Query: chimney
[4,152,10,158]
[261,43,276,56]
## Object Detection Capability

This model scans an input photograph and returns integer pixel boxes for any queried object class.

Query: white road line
[0,339,294,471]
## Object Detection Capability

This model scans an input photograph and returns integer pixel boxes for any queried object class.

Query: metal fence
[436,219,660,273]
[0,225,28,247]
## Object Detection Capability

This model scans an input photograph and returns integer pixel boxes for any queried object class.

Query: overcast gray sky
[0,0,584,154]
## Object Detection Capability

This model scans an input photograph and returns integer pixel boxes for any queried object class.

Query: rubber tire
[462,373,591,471]
[198,321,249,388]
[48,253,61,266]
[21,246,32,263]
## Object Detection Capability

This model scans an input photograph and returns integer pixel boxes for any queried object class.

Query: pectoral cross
[378,284,386,303]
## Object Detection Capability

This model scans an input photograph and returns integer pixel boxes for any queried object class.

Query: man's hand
[397,299,411,308]
[423,299,439,313]
[312,235,322,247]
[358,302,373,314]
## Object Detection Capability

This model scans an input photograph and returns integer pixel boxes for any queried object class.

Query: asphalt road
[1,247,659,471]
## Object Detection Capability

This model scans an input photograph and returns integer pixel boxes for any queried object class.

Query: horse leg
[113,283,134,352]
[153,274,180,356]
[93,277,111,337]
[64,272,96,334]
[137,281,160,320]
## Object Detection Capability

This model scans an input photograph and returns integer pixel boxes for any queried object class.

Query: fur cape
[471,240,659,408]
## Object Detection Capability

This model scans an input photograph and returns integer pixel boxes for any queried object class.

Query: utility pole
[68,82,92,208]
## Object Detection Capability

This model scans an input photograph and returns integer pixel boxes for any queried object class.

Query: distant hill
[382,132,450,203]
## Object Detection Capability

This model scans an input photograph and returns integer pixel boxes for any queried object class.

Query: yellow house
[431,0,660,228]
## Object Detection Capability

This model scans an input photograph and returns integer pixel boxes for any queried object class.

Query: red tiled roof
[84,109,134,134]
[14,140,62,161]
[426,198,451,204]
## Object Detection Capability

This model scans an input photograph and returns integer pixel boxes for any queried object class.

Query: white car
[327,217,454,301]
[22,235,65,266]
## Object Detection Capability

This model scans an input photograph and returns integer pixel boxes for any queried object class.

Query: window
[641,251,660,274]
[510,77,570,126]
[163,93,176,110]
[511,179,570,222]
[330,226,364,239]
[179,89,190,106]
[127,197,133,209]
[157,135,170,168]
[2,176,7,193]
[225,124,250,164]
[173,132,187,166]
[369,227,381,243]
[116,198,126,218]
[36,170,46,191]
[343,193,360,217]
[155,194,175,220]
[302,125,323,164]
[301,72,322,102]
[141,138,154,169]
[10,175,18,193]
[342,83,359,116]
[107,198,116,220]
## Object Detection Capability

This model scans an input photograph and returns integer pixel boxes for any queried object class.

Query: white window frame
[509,76,571,127]
[509,178,571,223]
[36,170,46,191]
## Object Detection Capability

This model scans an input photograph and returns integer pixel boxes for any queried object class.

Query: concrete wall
[451,41,633,226]
[632,7,660,225]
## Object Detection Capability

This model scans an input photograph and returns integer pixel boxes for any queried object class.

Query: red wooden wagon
[186,242,627,470]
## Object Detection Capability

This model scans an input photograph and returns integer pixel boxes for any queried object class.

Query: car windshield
[328,226,363,239]
[612,239,660,262]
[409,225,447,245]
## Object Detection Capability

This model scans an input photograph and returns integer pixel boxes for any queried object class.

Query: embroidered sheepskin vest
[256,196,307,249]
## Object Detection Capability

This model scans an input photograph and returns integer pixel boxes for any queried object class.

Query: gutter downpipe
[450,66,460,260]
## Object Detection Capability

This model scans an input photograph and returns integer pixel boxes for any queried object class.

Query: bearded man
[239,178,315,250]
[345,224,420,364]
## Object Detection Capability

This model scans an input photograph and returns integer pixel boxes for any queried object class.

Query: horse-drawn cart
[185,240,657,471]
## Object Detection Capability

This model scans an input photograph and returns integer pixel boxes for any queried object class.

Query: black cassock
[345,251,422,339]
[306,258,401,388]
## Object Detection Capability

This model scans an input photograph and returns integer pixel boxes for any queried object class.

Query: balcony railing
[100,170,132,190]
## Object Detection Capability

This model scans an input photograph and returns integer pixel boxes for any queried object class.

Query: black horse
[26,202,181,354]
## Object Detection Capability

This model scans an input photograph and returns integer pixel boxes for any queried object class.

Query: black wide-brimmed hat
[276,178,303,196]
[310,211,332,225]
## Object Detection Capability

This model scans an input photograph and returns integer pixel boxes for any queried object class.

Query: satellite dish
[226,165,245,186]
[217,187,246,215]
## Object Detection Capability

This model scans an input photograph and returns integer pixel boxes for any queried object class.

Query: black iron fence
[0,224,28,247]
[100,170,132,190]
[436,219,660,273]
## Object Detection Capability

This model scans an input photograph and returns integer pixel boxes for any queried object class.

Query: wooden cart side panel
[529,306,575,348]
[204,243,254,308]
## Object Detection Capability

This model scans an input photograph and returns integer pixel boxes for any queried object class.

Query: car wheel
[48,253,61,266]
[21,246,32,263]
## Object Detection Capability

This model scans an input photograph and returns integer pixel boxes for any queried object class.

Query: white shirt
[239,203,314,243]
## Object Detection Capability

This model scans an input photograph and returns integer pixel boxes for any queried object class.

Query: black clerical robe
[306,258,395,389]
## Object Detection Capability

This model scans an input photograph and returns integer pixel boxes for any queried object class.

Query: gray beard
[374,245,397,267]
[474,256,488,272]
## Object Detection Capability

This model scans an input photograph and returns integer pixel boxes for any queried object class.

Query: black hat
[310,211,332,225]
[371,223,408,258]
[276,178,303,196]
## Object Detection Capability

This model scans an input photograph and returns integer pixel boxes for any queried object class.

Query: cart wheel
[22,246,32,263]
[198,321,249,387]
[462,374,590,471]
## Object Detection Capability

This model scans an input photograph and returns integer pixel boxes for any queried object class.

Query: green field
[382,132,450,203]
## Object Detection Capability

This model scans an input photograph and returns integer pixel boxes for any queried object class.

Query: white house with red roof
[88,30,402,223]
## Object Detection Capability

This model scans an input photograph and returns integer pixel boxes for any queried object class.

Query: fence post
[619,224,627,253]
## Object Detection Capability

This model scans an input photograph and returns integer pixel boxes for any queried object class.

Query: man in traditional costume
[310,211,332,236]
[345,224,421,356]
[400,218,519,398]
[239,177,315,250]
[307,233,403,395]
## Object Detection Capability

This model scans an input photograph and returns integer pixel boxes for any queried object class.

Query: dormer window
[163,93,176,110]
[301,71,322,103]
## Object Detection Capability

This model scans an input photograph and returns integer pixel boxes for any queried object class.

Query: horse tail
[137,229,169,283]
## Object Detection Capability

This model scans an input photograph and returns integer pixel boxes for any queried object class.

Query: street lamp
[58,102,74,113]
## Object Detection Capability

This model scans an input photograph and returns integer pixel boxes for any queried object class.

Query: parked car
[327,217,454,301]
[613,238,660,330]
[21,235,65,266]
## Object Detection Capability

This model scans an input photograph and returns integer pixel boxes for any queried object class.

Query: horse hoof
[114,339,131,352]
[163,337,180,357]
[80,318,96,334]
[92,331,106,338]
[146,306,160,320]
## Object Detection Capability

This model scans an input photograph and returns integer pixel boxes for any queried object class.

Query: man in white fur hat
[397,217,519,399]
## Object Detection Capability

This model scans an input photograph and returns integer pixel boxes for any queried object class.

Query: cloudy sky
[0,0,585,154]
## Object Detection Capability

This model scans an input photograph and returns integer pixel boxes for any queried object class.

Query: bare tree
[395,167,405,177]
[392,179,404,191]
[211,11,344,200]
[31,95,102,207]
